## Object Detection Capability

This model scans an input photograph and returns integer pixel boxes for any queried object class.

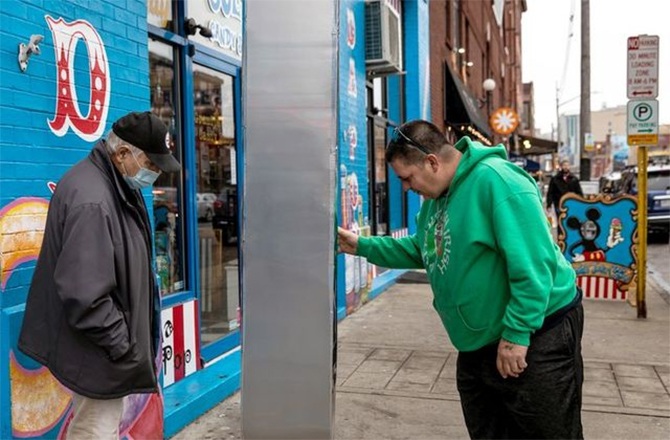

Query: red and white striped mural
[161,300,200,387]
[577,276,626,301]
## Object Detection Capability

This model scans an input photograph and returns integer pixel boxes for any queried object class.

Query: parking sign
[627,35,659,99]
[627,99,658,145]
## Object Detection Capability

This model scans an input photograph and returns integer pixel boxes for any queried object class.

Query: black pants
[456,305,584,439]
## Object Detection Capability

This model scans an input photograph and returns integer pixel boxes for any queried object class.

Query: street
[648,242,670,303]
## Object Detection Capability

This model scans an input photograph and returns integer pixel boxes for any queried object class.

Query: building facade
[429,0,526,147]
[0,0,429,437]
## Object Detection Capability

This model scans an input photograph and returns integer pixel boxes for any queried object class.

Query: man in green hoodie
[338,120,584,439]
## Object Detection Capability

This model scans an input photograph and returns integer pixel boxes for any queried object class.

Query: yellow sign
[584,133,594,151]
[628,134,658,145]
[489,107,519,135]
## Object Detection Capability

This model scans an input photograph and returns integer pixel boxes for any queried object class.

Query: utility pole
[579,0,591,181]
[555,83,560,142]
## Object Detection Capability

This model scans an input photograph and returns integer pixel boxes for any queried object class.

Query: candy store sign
[191,0,243,59]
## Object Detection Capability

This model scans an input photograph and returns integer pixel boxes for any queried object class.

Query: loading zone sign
[627,35,659,99]
[627,99,658,146]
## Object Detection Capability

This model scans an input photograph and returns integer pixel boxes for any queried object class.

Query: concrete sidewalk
[174,276,670,439]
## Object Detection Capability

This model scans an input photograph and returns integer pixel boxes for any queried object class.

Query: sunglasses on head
[390,126,431,155]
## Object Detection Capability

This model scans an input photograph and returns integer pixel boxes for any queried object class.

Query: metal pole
[555,84,560,144]
[241,0,338,437]
[636,146,648,318]
[579,0,591,181]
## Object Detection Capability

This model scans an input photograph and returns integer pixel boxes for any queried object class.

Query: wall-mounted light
[479,78,496,111]
[462,61,474,68]
[185,18,213,38]
[453,47,466,54]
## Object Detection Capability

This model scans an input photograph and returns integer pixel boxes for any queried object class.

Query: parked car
[598,171,621,194]
[196,192,216,222]
[619,164,670,243]
[212,187,238,245]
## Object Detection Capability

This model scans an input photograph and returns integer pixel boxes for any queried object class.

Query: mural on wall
[340,167,372,313]
[338,0,370,315]
[0,13,160,439]
[161,300,201,387]
[0,197,49,290]
[46,15,111,141]
[557,194,639,300]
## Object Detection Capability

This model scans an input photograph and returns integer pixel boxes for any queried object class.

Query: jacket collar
[89,140,140,207]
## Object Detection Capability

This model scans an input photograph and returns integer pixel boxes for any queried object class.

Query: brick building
[429,0,526,147]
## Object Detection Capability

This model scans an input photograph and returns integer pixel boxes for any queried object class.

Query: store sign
[558,194,638,301]
[189,0,243,60]
[489,107,519,135]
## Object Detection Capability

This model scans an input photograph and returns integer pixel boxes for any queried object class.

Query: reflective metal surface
[241,0,338,438]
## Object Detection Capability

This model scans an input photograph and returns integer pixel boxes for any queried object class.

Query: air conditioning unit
[365,0,402,76]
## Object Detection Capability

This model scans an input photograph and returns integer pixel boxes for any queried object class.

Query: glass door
[192,64,240,347]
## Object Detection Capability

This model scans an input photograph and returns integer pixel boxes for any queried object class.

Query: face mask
[122,151,161,189]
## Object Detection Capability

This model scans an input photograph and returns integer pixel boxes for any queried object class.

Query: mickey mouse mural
[558,194,639,300]
[566,208,624,262]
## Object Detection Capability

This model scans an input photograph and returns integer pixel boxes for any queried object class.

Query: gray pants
[457,305,584,439]
[66,392,124,440]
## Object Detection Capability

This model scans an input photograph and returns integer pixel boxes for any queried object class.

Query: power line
[557,0,577,101]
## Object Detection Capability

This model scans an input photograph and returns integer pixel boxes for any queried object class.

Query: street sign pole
[626,34,658,319]
[636,146,648,318]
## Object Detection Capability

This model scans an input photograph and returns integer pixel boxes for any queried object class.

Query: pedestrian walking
[18,111,181,439]
[547,159,584,218]
[338,120,584,439]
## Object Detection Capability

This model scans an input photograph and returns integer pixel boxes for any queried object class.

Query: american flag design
[577,276,627,301]
[161,300,201,387]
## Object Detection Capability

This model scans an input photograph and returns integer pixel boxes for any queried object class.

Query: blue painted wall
[0,0,151,437]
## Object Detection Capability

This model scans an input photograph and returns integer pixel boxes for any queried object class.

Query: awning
[516,134,558,156]
[443,62,493,143]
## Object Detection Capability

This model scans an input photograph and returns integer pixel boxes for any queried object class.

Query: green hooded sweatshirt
[357,137,577,352]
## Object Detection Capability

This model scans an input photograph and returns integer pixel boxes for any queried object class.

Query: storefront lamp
[483,78,496,93]
[479,78,496,112]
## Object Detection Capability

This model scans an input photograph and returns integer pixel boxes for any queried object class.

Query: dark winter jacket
[546,171,584,209]
[18,141,159,399]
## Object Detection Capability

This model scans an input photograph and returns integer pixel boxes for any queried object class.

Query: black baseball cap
[112,111,181,173]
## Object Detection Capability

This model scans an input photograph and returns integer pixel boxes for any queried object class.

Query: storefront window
[193,64,239,345]
[147,0,174,31]
[149,39,186,295]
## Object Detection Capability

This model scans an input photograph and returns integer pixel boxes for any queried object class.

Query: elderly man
[338,120,584,439]
[19,111,180,439]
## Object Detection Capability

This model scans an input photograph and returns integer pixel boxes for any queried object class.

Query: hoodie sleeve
[492,191,557,346]
[357,234,424,269]
[53,203,131,360]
